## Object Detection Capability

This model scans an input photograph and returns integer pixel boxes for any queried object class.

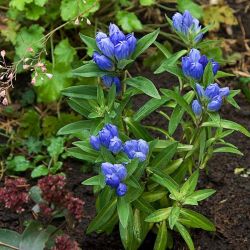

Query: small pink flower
[1,50,6,58]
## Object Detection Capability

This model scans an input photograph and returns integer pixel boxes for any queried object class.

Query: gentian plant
[58,11,250,250]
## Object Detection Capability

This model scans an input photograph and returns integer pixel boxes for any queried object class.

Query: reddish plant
[38,175,84,221]
[51,235,80,250]
[0,177,29,213]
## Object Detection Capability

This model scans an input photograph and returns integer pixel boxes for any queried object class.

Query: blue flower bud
[211,60,219,75]
[205,83,220,100]
[99,128,112,147]
[189,62,204,79]
[114,41,130,61]
[123,140,137,159]
[192,100,202,116]
[134,152,147,162]
[194,33,203,43]
[104,124,118,137]
[101,162,115,175]
[105,173,120,188]
[207,95,222,112]
[181,56,191,77]
[109,23,125,45]
[113,77,121,93]
[116,183,127,197]
[137,139,149,155]
[90,135,100,150]
[182,11,193,34]
[101,76,121,93]
[195,83,204,97]
[96,32,107,44]
[198,55,208,68]
[114,164,127,181]
[93,52,114,71]
[219,87,230,97]
[108,136,123,154]
[97,37,115,58]
[189,49,201,62]
[172,12,183,32]
[126,33,137,55]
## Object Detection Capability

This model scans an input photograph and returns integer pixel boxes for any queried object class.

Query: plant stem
[0,242,19,250]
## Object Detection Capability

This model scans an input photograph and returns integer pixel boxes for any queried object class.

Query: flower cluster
[0,177,29,213]
[90,124,123,154]
[192,83,230,115]
[101,162,127,196]
[90,124,149,161]
[172,10,203,43]
[93,23,137,91]
[51,235,79,250]
[182,49,219,80]
[123,139,149,162]
[38,175,84,221]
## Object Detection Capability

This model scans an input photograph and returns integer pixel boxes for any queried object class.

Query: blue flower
[116,183,127,196]
[93,52,114,71]
[123,139,149,162]
[126,33,137,55]
[182,49,219,80]
[108,136,123,154]
[105,173,120,188]
[207,95,222,112]
[192,99,202,116]
[195,83,205,98]
[101,162,116,175]
[172,10,203,43]
[114,164,127,181]
[204,83,220,100]
[96,37,115,58]
[90,136,100,150]
[109,23,126,45]
[114,41,130,61]
[90,124,122,154]
[101,76,121,93]
[219,87,230,97]
[96,32,107,43]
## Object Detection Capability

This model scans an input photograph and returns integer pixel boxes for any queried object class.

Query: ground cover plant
[0,1,250,250]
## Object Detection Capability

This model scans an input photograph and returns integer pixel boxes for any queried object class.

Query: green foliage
[116,11,143,32]
[6,155,31,172]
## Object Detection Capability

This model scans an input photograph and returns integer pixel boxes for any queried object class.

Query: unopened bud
[27,47,34,53]
[31,78,36,85]
[2,97,8,105]
[86,18,91,25]
[1,50,6,58]
[23,65,29,70]
[41,66,47,72]
[74,18,80,25]
[46,73,53,79]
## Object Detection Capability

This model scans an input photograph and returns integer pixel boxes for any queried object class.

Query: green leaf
[73,62,110,77]
[62,85,97,99]
[177,0,203,19]
[133,96,168,122]
[154,50,187,74]
[60,0,100,21]
[154,221,167,250]
[180,170,199,196]
[116,11,143,32]
[133,197,155,214]
[79,33,99,52]
[201,119,250,137]
[213,146,243,155]
[0,229,21,250]
[202,62,214,86]
[82,175,103,186]
[25,4,46,20]
[132,29,160,59]
[117,59,134,70]
[20,221,56,250]
[169,206,180,229]
[161,89,196,122]
[6,156,31,172]
[150,142,178,169]
[117,197,130,228]
[10,0,33,11]
[57,120,94,135]
[175,222,195,250]
[184,189,216,205]
[142,190,166,203]
[67,147,97,162]
[29,186,44,204]
[124,76,160,99]
[180,208,216,231]
[168,90,195,135]
[87,198,117,233]
[126,159,139,177]
[140,0,155,6]
[31,165,49,178]
[145,207,171,222]
[15,25,44,58]
[215,70,234,78]
[54,39,76,64]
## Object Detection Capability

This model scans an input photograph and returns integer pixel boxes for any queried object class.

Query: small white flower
[46,73,53,79]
